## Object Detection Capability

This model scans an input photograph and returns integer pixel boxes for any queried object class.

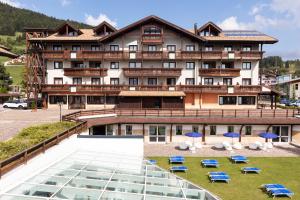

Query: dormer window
[93,21,117,36]
[143,26,161,35]
[68,31,78,36]
[56,23,82,36]
[197,22,222,37]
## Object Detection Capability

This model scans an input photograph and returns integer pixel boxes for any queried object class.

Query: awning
[119,91,186,97]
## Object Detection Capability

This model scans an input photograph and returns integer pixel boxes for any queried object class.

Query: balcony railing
[141,34,163,44]
[123,67,182,77]
[199,68,241,77]
[42,84,262,94]
[42,50,264,61]
[64,68,107,77]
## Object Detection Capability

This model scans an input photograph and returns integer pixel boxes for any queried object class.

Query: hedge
[0,121,76,161]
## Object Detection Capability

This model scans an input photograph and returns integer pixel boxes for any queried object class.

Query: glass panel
[149,126,157,136]
[8,183,59,198]
[272,126,280,142]
[101,191,144,200]
[54,187,102,199]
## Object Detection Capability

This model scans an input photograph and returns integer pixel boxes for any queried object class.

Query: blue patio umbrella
[223,132,240,144]
[259,132,278,142]
[185,132,203,146]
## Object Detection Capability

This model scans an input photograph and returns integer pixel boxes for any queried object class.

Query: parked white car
[3,99,28,109]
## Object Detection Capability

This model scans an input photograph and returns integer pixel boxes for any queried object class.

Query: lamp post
[58,102,63,122]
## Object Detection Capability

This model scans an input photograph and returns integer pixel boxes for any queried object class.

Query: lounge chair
[170,166,188,172]
[262,184,286,192]
[233,142,243,150]
[223,141,233,151]
[201,159,219,167]
[230,155,249,163]
[214,143,224,149]
[169,156,185,164]
[269,188,294,198]
[241,167,261,174]
[249,143,258,150]
[178,143,189,150]
[208,172,230,183]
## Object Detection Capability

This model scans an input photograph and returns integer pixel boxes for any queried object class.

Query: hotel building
[26,15,300,144]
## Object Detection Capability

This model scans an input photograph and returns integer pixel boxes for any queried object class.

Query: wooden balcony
[240,51,263,60]
[178,85,228,93]
[42,84,124,94]
[179,51,202,59]
[141,34,163,44]
[199,68,240,77]
[43,50,65,59]
[64,68,107,77]
[234,85,262,94]
[202,51,223,60]
[123,68,182,77]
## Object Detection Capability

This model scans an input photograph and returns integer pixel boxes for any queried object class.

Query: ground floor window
[106,125,114,135]
[106,96,118,104]
[125,125,132,135]
[192,125,199,133]
[238,96,256,105]
[149,126,166,142]
[87,96,104,104]
[49,95,67,104]
[210,126,216,135]
[219,96,237,105]
[245,126,252,135]
[175,125,182,135]
[272,126,289,142]
[228,126,234,133]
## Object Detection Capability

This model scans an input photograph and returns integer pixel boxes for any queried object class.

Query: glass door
[272,126,289,142]
[149,126,166,143]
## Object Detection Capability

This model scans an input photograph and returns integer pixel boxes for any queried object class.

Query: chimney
[194,23,198,35]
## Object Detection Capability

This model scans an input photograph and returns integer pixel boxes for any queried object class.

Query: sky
[1,0,300,60]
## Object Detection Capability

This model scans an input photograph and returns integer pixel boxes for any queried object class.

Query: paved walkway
[0,106,76,141]
[144,143,300,157]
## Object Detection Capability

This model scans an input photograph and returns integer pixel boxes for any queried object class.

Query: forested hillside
[0,2,91,36]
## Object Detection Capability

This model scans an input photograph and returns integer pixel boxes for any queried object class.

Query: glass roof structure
[0,151,219,200]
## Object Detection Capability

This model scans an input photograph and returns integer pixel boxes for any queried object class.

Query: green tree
[0,64,12,93]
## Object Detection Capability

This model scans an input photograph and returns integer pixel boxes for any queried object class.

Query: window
[148,78,157,85]
[54,61,63,69]
[72,45,81,51]
[91,45,100,51]
[242,78,252,85]
[106,125,114,135]
[192,126,199,132]
[129,62,142,68]
[224,46,233,52]
[53,45,62,51]
[245,126,252,135]
[87,96,104,104]
[49,96,67,104]
[129,77,138,85]
[186,62,195,69]
[223,78,232,85]
[221,62,233,69]
[163,62,176,68]
[110,45,119,51]
[238,96,256,105]
[68,31,78,36]
[219,96,237,105]
[167,45,176,52]
[175,125,182,135]
[167,78,176,85]
[242,62,251,70]
[91,78,100,85]
[72,62,84,68]
[242,46,251,51]
[148,45,157,51]
[144,26,161,34]
[186,45,195,51]
[204,78,214,85]
[228,126,234,133]
[89,62,101,68]
[203,62,215,69]
[126,125,133,135]
[110,62,119,69]
[185,78,195,85]
[73,77,82,85]
[54,78,63,84]
[296,84,299,90]
[210,126,216,135]
[129,45,138,52]
[204,46,213,51]
[110,78,119,85]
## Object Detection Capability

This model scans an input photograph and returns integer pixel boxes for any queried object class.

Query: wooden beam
[170,124,173,142]
[202,124,206,142]
[239,125,245,142]
[118,123,121,136]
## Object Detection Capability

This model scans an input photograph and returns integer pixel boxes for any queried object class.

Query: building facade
[27,15,277,110]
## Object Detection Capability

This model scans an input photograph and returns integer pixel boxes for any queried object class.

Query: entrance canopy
[119,91,186,97]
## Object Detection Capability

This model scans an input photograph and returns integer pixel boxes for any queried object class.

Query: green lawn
[151,157,300,200]
[5,65,25,85]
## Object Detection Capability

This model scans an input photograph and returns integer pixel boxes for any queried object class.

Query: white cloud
[0,0,22,8]
[250,4,267,15]
[218,16,249,30]
[60,0,71,7]
[84,13,117,27]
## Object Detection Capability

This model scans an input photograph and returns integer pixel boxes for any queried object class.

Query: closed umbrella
[259,132,278,142]
[223,132,240,144]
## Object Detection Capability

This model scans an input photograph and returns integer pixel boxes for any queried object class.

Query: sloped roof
[198,21,222,33]
[93,21,117,33]
[0,46,18,58]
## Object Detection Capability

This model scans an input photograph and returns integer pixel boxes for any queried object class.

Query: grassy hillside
[5,65,25,86]
[0,2,91,36]
[0,32,26,54]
